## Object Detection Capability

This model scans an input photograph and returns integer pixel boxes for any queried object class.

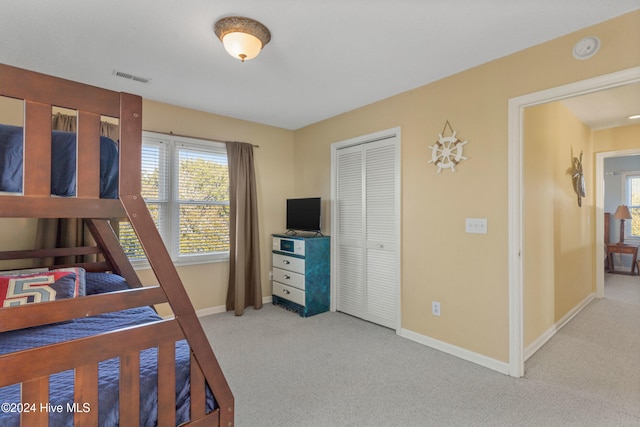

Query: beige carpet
[525,273,640,421]
[200,274,640,426]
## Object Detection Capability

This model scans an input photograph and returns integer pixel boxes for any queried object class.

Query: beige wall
[0,10,638,360]
[593,123,640,153]
[522,102,594,346]
[0,95,23,126]
[0,97,294,315]
[292,11,640,362]
[0,219,39,270]
[140,100,295,316]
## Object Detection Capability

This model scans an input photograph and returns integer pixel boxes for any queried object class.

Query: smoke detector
[572,37,600,60]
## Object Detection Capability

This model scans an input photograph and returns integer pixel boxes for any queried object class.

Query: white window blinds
[120,133,230,264]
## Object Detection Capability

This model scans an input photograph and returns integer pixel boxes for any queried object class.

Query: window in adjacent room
[625,173,640,239]
[119,131,230,265]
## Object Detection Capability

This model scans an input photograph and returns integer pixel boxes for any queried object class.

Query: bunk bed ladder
[84,195,234,426]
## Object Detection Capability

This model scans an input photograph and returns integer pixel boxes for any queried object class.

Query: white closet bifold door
[336,144,365,319]
[364,141,397,328]
[335,136,398,329]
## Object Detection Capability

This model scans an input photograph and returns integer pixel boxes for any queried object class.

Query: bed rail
[0,319,220,426]
[0,286,167,332]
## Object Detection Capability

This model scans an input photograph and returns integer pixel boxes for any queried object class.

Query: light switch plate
[466,218,488,234]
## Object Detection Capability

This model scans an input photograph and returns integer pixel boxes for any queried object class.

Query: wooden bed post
[118,93,142,196]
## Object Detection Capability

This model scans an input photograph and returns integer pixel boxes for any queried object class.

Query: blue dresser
[271,233,330,317]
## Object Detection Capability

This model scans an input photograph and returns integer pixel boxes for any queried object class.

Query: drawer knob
[283,260,290,265]
[284,274,290,280]
[283,289,290,295]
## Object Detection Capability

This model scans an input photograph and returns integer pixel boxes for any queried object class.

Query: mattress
[0,273,215,426]
[0,124,119,198]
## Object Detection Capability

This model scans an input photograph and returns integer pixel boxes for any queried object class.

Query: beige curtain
[34,218,95,266]
[34,114,118,265]
[52,113,76,132]
[100,121,119,141]
[52,113,119,140]
[225,141,262,315]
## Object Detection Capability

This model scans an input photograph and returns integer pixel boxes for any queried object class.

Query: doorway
[508,66,640,377]
[596,149,640,297]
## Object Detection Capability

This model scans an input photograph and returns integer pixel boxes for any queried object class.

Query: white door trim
[508,66,640,378]
[330,127,402,333]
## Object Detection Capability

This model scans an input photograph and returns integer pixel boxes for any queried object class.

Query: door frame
[330,126,402,332]
[508,66,640,377]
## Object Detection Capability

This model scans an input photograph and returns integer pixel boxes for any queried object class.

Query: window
[119,132,229,264]
[626,173,640,239]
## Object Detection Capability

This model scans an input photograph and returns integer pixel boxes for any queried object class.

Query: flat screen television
[286,197,322,233]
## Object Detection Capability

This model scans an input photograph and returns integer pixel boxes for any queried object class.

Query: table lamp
[614,205,632,244]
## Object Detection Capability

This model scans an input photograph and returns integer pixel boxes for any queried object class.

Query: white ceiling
[1,1,639,130]
[561,83,640,130]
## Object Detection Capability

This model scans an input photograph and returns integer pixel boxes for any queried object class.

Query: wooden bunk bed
[0,64,233,426]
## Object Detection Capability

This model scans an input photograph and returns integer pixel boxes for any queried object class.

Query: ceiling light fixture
[629,114,640,120]
[214,16,271,62]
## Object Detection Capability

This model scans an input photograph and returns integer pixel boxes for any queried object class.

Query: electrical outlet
[432,301,441,316]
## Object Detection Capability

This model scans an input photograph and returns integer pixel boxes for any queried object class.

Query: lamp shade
[614,205,632,220]
[221,32,263,62]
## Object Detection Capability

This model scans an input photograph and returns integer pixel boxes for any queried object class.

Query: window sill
[623,237,640,245]
[131,254,230,271]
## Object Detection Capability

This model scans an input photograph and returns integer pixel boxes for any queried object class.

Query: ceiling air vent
[112,69,151,84]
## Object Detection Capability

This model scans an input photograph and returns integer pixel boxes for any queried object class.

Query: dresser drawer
[272,253,305,274]
[273,267,305,290]
[272,282,305,306]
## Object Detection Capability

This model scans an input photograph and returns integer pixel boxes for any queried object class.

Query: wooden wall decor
[428,120,468,173]
[571,150,586,207]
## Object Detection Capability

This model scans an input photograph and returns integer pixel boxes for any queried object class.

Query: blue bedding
[0,124,119,198]
[0,273,215,426]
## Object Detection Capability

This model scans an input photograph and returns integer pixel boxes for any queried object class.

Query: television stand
[271,233,330,317]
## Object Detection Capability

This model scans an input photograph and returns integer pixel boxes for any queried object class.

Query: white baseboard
[610,266,634,273]
[524,292,594,361]
[399,328,510,375]
[195,296,273,318]
[195,305,227,317]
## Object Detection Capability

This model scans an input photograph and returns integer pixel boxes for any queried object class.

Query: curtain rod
[141,130,259,148]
